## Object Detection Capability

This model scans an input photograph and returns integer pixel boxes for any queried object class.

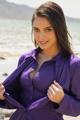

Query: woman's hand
[0,83,5,100]
[47,81,64,104]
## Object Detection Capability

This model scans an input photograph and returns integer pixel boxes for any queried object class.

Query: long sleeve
[0,56,23,109]
[0,54,33,109]
[56,57,80,116]
[0,54,25,108]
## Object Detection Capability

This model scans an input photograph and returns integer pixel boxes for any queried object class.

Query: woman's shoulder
[21,49,35,58]
[70,54,80,73]
[18,49,35,65]
[70,54,80,65]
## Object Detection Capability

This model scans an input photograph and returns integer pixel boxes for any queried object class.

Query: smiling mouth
[39,41,48,45]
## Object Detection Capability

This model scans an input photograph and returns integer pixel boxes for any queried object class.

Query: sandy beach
[0,55,80,120]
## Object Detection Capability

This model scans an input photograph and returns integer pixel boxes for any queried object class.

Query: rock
[2,73,8,76]
[0,57,6,60]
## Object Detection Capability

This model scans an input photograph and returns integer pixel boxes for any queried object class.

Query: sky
[7,0,80,18]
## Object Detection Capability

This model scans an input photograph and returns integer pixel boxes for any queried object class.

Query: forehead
[33,17,52,27]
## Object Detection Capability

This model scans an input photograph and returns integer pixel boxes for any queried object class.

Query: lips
[39,41,48,45]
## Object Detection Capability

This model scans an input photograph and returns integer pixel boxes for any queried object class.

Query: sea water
[0,19,34,57]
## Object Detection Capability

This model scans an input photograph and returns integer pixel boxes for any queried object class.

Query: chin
[39,46,48,50]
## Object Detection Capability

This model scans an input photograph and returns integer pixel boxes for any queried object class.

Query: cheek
[50,34,57,42]
[33,33,39,40]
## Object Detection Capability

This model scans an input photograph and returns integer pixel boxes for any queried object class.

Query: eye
[45,28,54,32]
[33,28,40,32]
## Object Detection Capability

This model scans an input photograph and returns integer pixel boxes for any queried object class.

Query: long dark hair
[32,1,73,58]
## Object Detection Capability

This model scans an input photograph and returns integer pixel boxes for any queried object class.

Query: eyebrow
[33,26,53,30]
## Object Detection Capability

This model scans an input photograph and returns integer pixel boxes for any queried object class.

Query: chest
[20,58,71,94]
[20,61,56,92]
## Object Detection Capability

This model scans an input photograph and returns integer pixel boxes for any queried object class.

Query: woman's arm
[56,58,80,116]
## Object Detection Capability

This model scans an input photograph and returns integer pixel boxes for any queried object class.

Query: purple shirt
[1,48,80,120]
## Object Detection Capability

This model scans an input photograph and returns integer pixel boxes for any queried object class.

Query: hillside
[0,0,35,19]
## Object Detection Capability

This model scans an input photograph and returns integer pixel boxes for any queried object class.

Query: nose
[39,31,45,37]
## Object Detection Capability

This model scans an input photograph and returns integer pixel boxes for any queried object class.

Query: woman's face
[32,17,59,51]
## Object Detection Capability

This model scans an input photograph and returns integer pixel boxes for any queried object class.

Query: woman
[0,1,80,120]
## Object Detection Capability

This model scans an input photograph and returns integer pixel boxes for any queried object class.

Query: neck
[41,47,60,59]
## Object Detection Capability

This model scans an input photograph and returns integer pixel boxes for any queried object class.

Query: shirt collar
[25,48,41,60]
[25,47,62,62]
[51,52,62,62]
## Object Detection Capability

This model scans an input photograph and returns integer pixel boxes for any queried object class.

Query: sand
[0,57,18,82]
